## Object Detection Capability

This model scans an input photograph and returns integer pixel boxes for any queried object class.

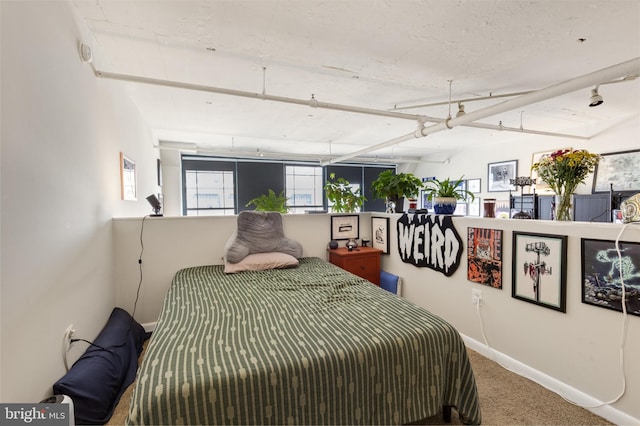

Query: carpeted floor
[108,344,612,425]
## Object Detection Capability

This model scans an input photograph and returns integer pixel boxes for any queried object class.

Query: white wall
[381,215,640,423]
[112,213,363,324]
[401,120,640,423]
[112,213,640,423]
[2,0,639,416]
[412,117,640,200]
[0,1,159,403]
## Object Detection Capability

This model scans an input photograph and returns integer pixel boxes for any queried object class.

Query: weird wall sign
[397,214,462,276]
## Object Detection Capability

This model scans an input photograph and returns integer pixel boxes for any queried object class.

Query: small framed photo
[331,215,359,241]
[592,149,640,193]
[120,152,136,200]
[468,197,481,216]
[581,238,640,317]
[512,231,567,312]
[454,203,467,216]
[488,160,518,192]
[371,216,390,254]
[421,190,433,211]
[468,227,503,289]
[467,178,481,193]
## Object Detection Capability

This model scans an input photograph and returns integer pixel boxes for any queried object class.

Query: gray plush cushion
[224,211,303,263]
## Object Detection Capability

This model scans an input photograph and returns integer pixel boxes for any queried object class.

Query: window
[285,165,324,213]
[182,158,237,215]
[181,155,394,215]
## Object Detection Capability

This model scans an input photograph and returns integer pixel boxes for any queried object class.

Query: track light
[456,103,466,118]
[589,86,603,107]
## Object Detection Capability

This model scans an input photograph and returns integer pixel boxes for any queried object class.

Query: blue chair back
[380,270,401,295]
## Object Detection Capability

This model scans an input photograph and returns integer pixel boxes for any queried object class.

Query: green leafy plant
[245,189,289,213]
[423,177,475,202]
[324,173,366,213]
[370,170,423,200]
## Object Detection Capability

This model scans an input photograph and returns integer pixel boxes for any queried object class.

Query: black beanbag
[53,307,148,424]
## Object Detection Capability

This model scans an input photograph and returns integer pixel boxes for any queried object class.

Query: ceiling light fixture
[589,85,603,107]
[456,103,465,118]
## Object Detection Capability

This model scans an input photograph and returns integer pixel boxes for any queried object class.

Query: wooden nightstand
[328,246,382,285]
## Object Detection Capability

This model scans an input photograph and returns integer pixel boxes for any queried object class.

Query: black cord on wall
[64,215,150,369]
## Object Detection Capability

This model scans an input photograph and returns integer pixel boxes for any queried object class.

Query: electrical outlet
[471,289,482,305]
[63,324,76,352]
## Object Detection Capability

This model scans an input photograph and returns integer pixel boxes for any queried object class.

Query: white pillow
[224,252,299,274]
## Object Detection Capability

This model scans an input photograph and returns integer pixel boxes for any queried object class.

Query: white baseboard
[461,334,639,426]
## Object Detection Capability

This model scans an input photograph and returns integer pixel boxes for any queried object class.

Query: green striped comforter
[126,258,481,425]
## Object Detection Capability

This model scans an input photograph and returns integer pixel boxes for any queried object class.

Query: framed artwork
[592,149,640,193]
[330,215,359,240]
[454,203,467,216]
[581,238,640,317]
[420,190,433,211]
[512,231,567,312]
[467,178,481,193]
[467,227,503,289]
[468,197,481,216]
[120,152,136,200]
[495,199,511,219]
[530,149,571,193]
[371,216,390,254]
[488,160,518,192]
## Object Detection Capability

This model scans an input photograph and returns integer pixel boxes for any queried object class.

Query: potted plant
[324,173,366,213]
[423,177,475,214]
[245,189,289,213]
[371,170,423,213]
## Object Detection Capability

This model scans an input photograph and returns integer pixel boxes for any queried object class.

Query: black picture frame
[512,231,567,312]
[330,215,359,240]
[581,238,640,317]
[592,149,640,193]
[371,216,390,254]
[488,160,518,192]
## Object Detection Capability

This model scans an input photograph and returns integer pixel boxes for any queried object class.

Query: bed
[126,257,481,425]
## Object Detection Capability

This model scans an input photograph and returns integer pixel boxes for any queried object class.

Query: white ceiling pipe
[393,75,638,111]
[323,57,640,165]
[95,70,422,121]
[416,116,589,140]
[393,90,534,111]
[463,121,589,140]
[160,140,440,164]
[94,69,586,141]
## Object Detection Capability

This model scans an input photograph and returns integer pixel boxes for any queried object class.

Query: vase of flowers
[531,149,600,221]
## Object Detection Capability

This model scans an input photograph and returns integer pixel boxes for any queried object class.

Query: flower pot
[386,197,404,213]
[433,197,457,214]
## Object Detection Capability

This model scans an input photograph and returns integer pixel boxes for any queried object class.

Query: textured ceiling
[72,0,640,163]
